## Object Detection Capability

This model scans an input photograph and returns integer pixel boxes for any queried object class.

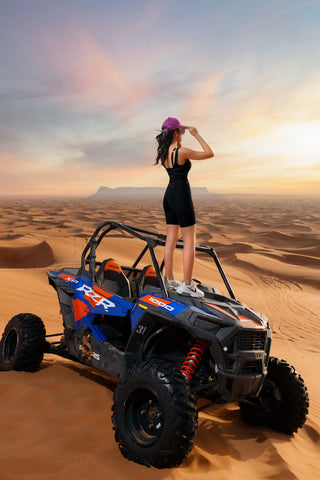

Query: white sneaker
[165,276,181,290]
[176,280,204,298]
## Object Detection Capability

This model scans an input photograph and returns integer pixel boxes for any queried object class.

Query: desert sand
[0,195,319,480]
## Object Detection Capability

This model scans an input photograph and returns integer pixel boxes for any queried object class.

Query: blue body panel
[51,270,134,341]
[51,269,266,345]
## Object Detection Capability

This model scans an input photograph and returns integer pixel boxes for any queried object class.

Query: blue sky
[0,0,319,195]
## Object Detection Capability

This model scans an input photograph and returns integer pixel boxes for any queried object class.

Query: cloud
[182,71,223,123]
[64,137,153,168]
[1,27,140,114]
[37,28,137,110]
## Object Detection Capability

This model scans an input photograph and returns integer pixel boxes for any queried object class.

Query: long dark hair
[155,129,174,165]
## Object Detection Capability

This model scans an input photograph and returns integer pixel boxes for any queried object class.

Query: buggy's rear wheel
[0,313,46,372]
[239,356,309,434]
[112,360,198,468]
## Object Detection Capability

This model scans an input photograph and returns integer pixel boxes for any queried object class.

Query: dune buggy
[0,221,309,468]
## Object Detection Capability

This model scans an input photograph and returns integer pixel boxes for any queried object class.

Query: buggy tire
[239,356,309,434]
[112,359,198,469]
[0,313,46,372]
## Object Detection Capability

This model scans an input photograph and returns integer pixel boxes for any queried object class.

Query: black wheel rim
[248,379,283,416]
[125,388,164,447]
[3,328,19,364]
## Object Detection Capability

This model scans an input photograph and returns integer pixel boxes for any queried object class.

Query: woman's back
[164,147,191,182]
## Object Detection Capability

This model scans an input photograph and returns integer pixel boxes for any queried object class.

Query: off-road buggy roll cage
[80,220,236,300]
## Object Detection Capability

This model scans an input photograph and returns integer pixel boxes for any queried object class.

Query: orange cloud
[182,71,224,122]
[225,72,320,144]
[37,27,137,113]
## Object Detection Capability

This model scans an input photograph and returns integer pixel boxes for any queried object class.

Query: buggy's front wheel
[112,360,198,468]
[0,313,46,372]
[239,356,309,434]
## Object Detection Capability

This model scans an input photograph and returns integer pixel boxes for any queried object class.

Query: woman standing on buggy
[155,117,214,298]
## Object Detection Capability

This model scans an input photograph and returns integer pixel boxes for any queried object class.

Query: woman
[155,117,214,297]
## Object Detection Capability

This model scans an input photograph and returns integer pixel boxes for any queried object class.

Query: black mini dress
[163,147,196,228]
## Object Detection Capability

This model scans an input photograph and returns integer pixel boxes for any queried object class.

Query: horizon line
[0,191,319,200]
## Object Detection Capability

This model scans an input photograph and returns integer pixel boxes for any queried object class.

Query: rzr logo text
[77,284,116,311]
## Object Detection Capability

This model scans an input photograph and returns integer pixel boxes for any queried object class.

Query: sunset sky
[0,0,319,196]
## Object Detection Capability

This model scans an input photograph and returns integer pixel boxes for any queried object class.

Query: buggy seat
[136,265,161,295]
[96,258,131,297]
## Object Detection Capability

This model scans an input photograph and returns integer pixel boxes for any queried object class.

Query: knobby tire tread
[112,359,198,468]
[240,356,309,434]
[0,313,46,372]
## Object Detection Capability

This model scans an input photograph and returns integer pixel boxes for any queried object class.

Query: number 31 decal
[136,325,147,335]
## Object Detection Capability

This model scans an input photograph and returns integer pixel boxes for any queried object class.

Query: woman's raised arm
[179,127,214,161]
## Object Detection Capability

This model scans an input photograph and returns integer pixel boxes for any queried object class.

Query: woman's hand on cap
[188,127,198,136]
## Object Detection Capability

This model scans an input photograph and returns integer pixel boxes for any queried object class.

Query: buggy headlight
[194,316,220,332]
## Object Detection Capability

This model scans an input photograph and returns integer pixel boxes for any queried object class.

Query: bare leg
[181,224,196,284]
[164,224,179,279]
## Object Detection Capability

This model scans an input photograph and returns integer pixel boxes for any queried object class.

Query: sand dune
[250,230,319,249]
[0,195,319,480]
[0,240,55,268]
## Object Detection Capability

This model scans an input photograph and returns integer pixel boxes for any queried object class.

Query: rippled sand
[0,195,319,480]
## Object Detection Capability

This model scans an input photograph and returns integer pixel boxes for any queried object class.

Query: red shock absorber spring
[180,339,208,380]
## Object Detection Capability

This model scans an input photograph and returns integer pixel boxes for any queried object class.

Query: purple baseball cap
[161,117,188,131]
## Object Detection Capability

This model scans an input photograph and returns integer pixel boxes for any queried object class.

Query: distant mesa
[90,186,217,199]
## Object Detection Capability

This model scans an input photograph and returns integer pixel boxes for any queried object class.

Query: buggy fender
[48,272,76,296]
[47,272,77,329]
[125,304,218,366]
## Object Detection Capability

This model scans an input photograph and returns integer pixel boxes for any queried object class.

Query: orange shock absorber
[180,339,208,380]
